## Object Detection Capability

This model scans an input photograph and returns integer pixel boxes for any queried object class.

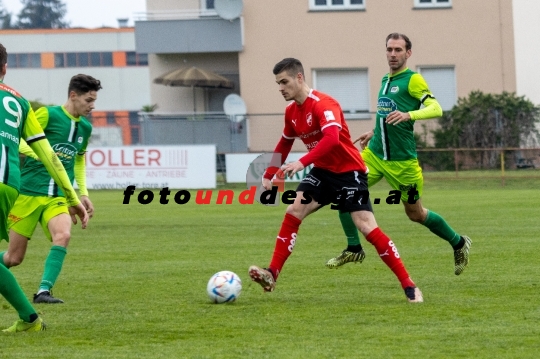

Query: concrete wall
[6,67,150,112]
[513,0,540,106]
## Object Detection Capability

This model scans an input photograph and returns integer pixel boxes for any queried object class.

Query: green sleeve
[407,73,443,120]
[74,154,88,196]
[23,109,81,207]
[20,106,49,160]
[34,106,50,129]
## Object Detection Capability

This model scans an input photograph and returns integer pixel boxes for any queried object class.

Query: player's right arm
[262,136,294,190]
[22,108,88,227]
[353,130,374,150]
[18,139,39,160]
[262,113,295,190]
[19,107,49,160]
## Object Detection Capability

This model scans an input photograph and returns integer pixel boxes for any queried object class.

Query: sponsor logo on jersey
[306,112,312,126]
[301,174,321,187]
[335,187,360,200]
[299,129,321,139]
[0,131,20,144]
[306,140,319,150]
[292,119,297,126]
[7,213,22,223]
[377,97,398,116]
[52,143,78,164]
[0,83,22,97]
[78,137,83,143]
[324,110,335,121]
[399,184,414,192]
[390,86,399,93]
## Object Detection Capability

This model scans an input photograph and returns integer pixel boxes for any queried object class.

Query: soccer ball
[207,271,242,304]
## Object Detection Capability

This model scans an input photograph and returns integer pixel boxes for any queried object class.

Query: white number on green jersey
[3,97,22,129]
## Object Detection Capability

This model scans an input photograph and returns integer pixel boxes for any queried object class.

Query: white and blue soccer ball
[207,271,242,304]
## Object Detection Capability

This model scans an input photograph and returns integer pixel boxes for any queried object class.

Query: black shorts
[296,167,373,213]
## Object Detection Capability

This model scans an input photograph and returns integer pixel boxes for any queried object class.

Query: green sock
[423,210,461,246]
[338,211,362,248]
[39,245,67,292]
[0,251,6,267]
[0,263,37,322]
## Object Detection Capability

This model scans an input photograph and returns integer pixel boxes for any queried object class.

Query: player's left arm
[385,73,443,125]
[281,104,341,178]
[75,128,94,217]
[407,73,443,120]
[74,153,94,218]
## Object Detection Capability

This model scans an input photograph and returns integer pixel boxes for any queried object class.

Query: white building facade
[0,27,151,145]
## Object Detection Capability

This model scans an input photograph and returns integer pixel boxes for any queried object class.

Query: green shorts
[0,183,19,242]
[8,194,69,241]
[362,147,423,202]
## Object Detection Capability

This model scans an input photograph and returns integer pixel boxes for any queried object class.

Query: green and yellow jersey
[19,106,92,198]
[0,82,46,190]
[369,68,442,161]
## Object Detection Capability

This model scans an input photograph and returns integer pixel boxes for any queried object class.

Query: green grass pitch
[1,177,539,358]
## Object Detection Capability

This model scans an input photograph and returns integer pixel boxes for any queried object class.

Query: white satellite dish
[214,0,243,21]
[223,94,247,122]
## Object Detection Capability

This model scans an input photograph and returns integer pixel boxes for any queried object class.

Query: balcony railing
[134,10,219,21]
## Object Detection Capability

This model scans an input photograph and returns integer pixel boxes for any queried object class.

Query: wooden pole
[501,150,505,186]
[454,149,459,177]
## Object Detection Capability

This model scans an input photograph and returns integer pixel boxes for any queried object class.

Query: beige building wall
[143,0,517,151]
[240,0,516,151]
[513,0,540,106]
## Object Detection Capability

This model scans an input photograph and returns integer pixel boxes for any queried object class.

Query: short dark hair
[0,43,7,67]
[386,33,412,51]
[273,58,304,78]
[68,74,102,97]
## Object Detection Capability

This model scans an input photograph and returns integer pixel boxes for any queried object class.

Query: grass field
[1,177,539,358]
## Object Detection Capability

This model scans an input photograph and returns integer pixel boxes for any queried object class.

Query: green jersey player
[1,74,100,305]
[326,33,472,275]
[0,44,88,333]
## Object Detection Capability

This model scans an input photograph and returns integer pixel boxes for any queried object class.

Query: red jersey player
[248,57,423,303]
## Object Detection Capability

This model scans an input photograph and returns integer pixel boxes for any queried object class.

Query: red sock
[365,228,415,289]
[268,213,302,280]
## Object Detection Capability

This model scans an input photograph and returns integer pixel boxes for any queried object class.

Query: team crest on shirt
[390,86,399,93]
[306,112,312,126]
[78,137,83,143]
[324,110,335,121]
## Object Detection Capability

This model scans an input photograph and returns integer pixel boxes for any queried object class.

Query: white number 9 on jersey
[3,96,22,129]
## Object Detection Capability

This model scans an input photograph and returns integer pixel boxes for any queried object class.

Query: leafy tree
[425,91,540,170]
[433,91,539,149]
[16,0,68,29]
[0,0,13,29]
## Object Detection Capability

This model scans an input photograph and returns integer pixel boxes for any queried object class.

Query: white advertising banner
[225,152,312,183]
[86,145,216,189]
